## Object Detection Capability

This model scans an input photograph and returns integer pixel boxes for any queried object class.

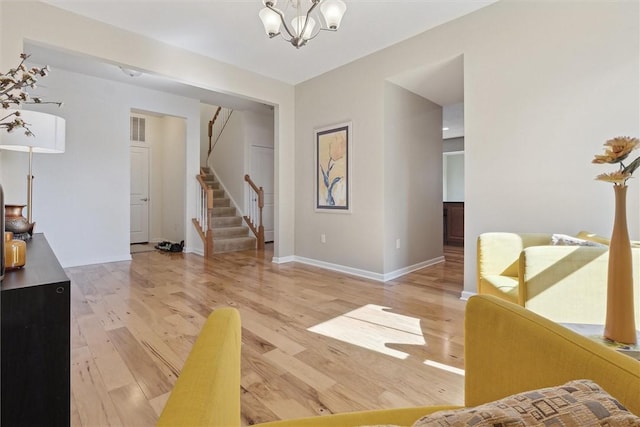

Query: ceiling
[33,0,494,135]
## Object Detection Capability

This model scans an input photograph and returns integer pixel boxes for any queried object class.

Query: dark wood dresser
[1,233,70,426]
[443,202,464,246]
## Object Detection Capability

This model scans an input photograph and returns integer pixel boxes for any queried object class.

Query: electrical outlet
[396,239,401,249]
[321,234,326,243]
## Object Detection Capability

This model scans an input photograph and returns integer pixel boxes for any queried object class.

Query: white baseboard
[272,255,295,264]
[187,247,205,256]
[294,256,386,281]
[192,249,448,284]
[383,256,445,281]
[62,254,132,269]
[287,255,445,283]
[460,290,476,301]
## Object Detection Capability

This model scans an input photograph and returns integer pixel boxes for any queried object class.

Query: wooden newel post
[257,186,265,250]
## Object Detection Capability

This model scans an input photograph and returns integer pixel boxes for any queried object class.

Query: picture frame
[314,121,352,212]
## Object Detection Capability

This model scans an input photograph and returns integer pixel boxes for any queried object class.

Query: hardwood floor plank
[240,386,280,426]
[108,383,160,426]
[71,394,83,427]
[240,310,307,356]
[86,297,127,331]
[75,314,137,391]
[70,245,466,426]
[71,313,87,350]
[318,383,371,414]
[69,273,96,318]
[105,327,175,400]
[71,346,124,427]
[242,374,320,420]
[103,293,186,381]
[149,392,171,417]
[263,348,337,392]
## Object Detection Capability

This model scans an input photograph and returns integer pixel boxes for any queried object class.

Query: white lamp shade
[259,7,282,36]
[320,0,346,29]
[0,109,65,153]
[291,15,316,39]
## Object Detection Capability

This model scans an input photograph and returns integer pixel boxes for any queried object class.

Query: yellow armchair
[157,296,640,426]
[477,232,640,327]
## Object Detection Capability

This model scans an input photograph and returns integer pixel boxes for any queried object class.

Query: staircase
[201,168,256,253]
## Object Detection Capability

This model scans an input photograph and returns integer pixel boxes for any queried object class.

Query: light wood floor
[68,244,466,426]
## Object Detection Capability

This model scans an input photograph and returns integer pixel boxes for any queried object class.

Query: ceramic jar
[4,231,26,270]
[5,204,35,236]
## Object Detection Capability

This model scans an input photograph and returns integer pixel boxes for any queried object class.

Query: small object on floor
[170,241,184,252]
[155,240,184,253]
[155,241,171,251]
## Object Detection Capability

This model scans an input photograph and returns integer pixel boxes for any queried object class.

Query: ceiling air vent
[130,116,146,142]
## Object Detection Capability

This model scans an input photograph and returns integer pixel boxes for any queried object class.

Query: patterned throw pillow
[551,233,606,247]
[412,380,640,427]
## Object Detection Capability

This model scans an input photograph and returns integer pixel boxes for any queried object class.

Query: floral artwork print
[316,124,349,210]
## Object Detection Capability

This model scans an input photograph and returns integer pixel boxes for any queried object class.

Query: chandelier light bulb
[320,0,346,30]
[259,7,282,36]
[291,15,316,40]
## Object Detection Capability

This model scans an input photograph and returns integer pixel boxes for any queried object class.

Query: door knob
[141,198,148,202]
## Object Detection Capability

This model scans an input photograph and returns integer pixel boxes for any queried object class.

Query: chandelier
[259,0,347,49]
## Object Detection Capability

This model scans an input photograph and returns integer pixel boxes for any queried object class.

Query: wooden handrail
[207,106,222,158]
[244,174,263,201]
[243,174,265,250]
[207,107,233,163]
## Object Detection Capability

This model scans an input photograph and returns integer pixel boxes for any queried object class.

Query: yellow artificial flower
[592,136,639,164]
[596,171,631,186]
[593,136,640,187]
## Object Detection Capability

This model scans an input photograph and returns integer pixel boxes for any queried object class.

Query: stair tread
[197,169,256,254]
[214,236,256,242]
[213,227,251,237]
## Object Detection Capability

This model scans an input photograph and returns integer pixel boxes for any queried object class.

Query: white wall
[443,137,464,153]
[444,153,464,202]
[383,82,443,275]
[0,1,296,262]
[244,109,275,150]
[161,116,187,243]
[443,138,465,202]
[0,66,198,267]
[295,69,385,275]
[295,0,639,291]
[212,111,246,211]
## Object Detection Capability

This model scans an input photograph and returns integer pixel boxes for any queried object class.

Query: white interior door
[250,145,274,243]
[130,145,150,243]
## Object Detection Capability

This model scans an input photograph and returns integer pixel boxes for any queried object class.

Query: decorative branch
[1,53,62,136]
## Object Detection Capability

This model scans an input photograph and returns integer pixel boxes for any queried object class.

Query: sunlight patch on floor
[423,359,465,376]
[307,304,425,359]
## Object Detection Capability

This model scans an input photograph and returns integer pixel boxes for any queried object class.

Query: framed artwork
[315,121,352,212]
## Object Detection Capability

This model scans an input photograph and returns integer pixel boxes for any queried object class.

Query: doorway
[387,54,465,252]
[129,111,187,249]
